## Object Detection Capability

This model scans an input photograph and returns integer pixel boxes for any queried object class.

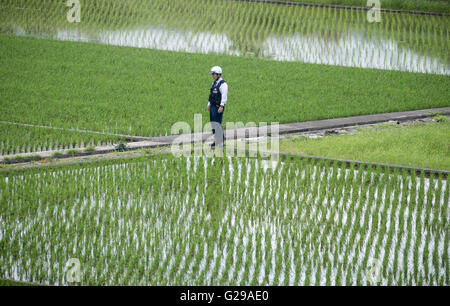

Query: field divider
[274,107,450,135]
[3,105,448,146]
[231,148,449,178]
[1,107,448,168]
[228,0,450,16]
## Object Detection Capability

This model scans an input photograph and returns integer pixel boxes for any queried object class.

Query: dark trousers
[209,104,225,145]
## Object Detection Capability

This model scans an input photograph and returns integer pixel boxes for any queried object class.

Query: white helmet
[209,66,222,75]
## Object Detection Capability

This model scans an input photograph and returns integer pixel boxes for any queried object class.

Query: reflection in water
[15,25,450,75]
[55,26,241,56]
[262,30,449,75]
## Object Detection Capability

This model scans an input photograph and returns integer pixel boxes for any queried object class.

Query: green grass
[66,149,81,155]
[279,119,450,170]
[2,154,41,161]
[0,279,38,286]
[1,35,449,140]
[288,0,450,13]
[84,147,96,152]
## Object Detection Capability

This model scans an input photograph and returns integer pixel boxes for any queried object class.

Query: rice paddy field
[2,0,449,73]
[0,0,449,156]
[0,122,127,156]
[1,35,448,150]
[0,0,449,287]
[0,154,448,285]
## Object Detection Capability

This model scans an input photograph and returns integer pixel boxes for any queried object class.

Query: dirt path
[1,106,449,166]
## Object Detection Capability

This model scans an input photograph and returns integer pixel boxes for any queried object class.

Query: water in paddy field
[1,158,448,285]
[261,30,449,74]
[9,21,450,75]
[1,1,449,75]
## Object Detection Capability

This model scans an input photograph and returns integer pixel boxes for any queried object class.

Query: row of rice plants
[0,153,448,285]
[0,123,127,155]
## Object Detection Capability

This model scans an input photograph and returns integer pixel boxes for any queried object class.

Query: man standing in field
[206,66,228,148]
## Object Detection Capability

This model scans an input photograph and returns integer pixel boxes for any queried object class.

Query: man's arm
[208,80,214,108]
[219,82,228,107]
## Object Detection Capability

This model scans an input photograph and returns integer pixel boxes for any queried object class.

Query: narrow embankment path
[1,107,449,170]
